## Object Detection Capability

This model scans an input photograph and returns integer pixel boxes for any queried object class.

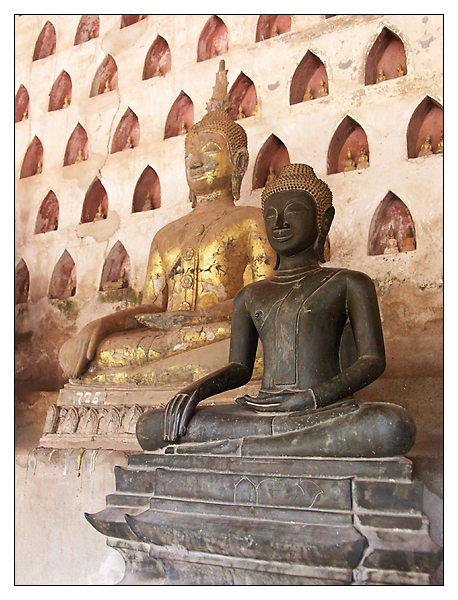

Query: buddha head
[261,163,334,263]
[185,61,249,203]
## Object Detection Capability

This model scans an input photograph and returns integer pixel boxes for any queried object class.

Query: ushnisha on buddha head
[185,60,249,204]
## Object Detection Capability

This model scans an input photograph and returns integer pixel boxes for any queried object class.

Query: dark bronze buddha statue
[136,164,416,458]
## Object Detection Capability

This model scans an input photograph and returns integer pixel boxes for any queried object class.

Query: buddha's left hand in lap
[236,389,317,413]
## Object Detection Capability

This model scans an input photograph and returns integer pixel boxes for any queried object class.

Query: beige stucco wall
[14,15,443,584]
[15,14,443,396]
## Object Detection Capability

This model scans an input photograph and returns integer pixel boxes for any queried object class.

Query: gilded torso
[143,202,275,311]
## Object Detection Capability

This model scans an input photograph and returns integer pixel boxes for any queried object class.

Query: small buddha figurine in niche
[141,193,153,212]
[36,161,43,175]
[180,120,187,135]
[418,134,433,157]
[376,68,386,83]
[58,60,275,386]
[103,267,128,291]
[343,148,356,171]
[303,86,314,102]
[63,276,76,299]
[155,64,162,77]
[265,166,276,187]
[316,79,328,98]
[136,163,416,458]
[357,147,369,169]
[237,105,245,120]
[76,149,84,162]
[401,226,416,252]
[397,64,405,77]
[94,204,105,221]
[253,104,258,116]
[22,108,28,120]
[125,136,134,149]
[436,131,443,154]
[384,227,399,254]
[104,79,111,93]
[63,96,70,108]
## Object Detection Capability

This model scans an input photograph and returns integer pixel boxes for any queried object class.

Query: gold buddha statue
[265,166,276,186]
[303,86,314,102]
[384,227,399,254]
[93,204,105,221]
[357,147,369,169]
[436,131,443,154]
[316,79,328,98]
[343,148,356,171]
[59,60,275,387]
[418,134,433,157]
[376,68,386,84]
[401,226,416,252]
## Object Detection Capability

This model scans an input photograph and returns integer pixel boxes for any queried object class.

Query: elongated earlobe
[315,206,335,263]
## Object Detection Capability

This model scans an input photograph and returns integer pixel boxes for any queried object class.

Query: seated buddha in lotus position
[58,61,275,386]
[136,163,416,458]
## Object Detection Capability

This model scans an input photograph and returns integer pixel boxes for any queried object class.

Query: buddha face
[185,131,233,198]
[263,189,319,256]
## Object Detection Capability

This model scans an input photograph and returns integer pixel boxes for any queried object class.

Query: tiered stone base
[86,452,442,585]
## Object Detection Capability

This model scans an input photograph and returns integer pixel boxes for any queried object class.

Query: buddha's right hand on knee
[59,319,108,379]
[163,389,201,443]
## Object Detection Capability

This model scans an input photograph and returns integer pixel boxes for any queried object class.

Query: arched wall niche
[368,192,417,256]
[48,250,77,300]
[132,166,161,213]
[15,85,29,123]
[143,35,172,80]
[197,16,228,62]
[290,51,329,105]
[33,20,56,61]
[228,72,258,120]
[20,136,43,179]
[81,178,108,223]
[90,55,118,97]
[164,91,194,139]
[74,15,100,45]
[407,96,443,158]
[111,108,140,153]
[64,123,89,166]
[255,15,291,42]
[327,116,370,174]
[100,241,131,291]
[15,259,29,304]
[121,15,147,28]
[48,70,72,111]
[365,27,407,85]
[35,191,59,234]
[252,134,291,190]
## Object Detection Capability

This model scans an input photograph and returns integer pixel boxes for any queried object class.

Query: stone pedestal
[86,451,442,585]
[39,382,260,451]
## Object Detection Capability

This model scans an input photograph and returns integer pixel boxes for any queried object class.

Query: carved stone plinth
[39,383,260,450]
[86,452,442,585]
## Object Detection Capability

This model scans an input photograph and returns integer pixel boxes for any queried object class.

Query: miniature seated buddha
[58,61,275,387]
[136,164,416,458]
[343,148,356,171]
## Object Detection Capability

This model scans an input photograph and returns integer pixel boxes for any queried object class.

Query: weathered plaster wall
[15,448,126,584]
[15,14,443,399]
[14,14,443,586]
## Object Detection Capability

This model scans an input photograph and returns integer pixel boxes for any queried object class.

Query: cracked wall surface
[15,13,443,426]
